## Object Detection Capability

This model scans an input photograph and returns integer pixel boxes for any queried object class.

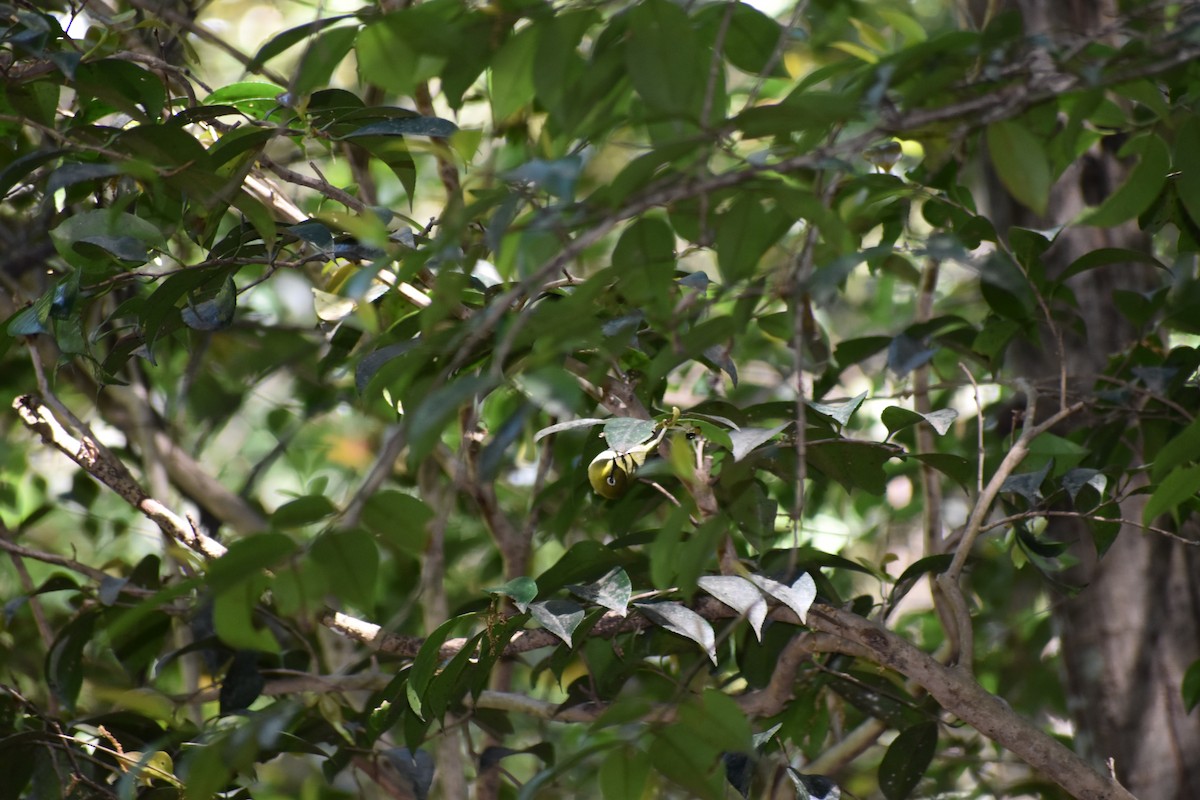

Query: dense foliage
[2,1,1199,798]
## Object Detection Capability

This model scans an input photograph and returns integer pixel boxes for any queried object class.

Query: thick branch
[806,605,1135,800]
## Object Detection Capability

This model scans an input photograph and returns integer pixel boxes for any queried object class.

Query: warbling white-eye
[587,427,665,499]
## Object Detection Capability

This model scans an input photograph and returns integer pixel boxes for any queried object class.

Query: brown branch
[806,604,1137,800]
[13,395,228,559]
[0,534,154,595]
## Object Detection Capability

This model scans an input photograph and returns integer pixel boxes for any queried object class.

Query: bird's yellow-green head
[587,439,658,499]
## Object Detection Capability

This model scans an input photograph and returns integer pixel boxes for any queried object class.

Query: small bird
[587,426,666,499]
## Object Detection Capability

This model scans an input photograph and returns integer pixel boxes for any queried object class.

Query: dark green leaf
[312,529,379,611]
[248,15,356,70]
[879,721,938,800]
[271,494,338,528]
[1183,660,1200,713]
[340,116,458,139]
[807,440,894,495]
[1000,461,1052,503]
[987,119,1050,215]
[1084,134,1169,227]
[45,611,98,712]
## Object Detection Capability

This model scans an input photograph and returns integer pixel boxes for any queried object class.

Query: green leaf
[1083,134,1169,227]
[486,576,538,613]
[807,440,894,495]
[729,424,788,462]
[735,92,860,138]
[600,747,650,800]
[627,0,706,123]
[362,490,433,557]
[312,529,379,611]
[206,533,298,593]
[181,276,237,331]
[1175,117,1200,231]
[717,3,786,76]
[716,195,788,283]
[356,16,422,97]
[407,615,472,719]
[293,24,359,98]
[339,116,458,139]
[1143,464,1200,525]
[247,14,356,70]
[1183,660,1200,713]
[45,610,98,712]
[602,417,658,452]
[1059,247,1167,282]
[205,81,287,118]
[879,721,938,800]
[489,25,538,122]
[909,452,973,489]
[6,290,54,336]
[1000,461,1052,503]
[986,119,1050,216]
[405,373,500,469]
[748,572,816,624]
[213,572,279,653]
[1151,414,1200,482]
[271,494,338,528]
[51,210,164,270]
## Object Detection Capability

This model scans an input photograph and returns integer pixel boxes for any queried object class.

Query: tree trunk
[967,2,1200,797]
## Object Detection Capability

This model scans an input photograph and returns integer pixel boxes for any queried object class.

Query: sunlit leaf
[634,602,717,665]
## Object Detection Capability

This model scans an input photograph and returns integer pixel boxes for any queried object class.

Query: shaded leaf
[1062,468,1106,503]
[887,334,936,378]
[312,529,379,611]
[1000,461,1052,503]
[381,748,434,800]
[1183,660,1200,713]
[1083,134,1169,227]
[879,721,938,800]
[340,116,458,139]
